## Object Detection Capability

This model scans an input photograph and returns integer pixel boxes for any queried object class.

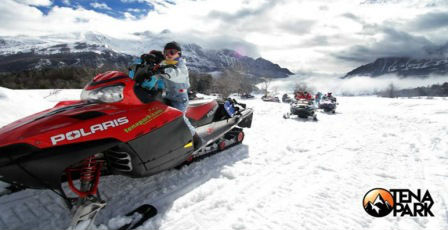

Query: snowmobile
[281,93,293,103]
[283,99,317,121]
[0,56,253,229]
[188,90,203,100]
[240,93,255,99]
[261,95,280,102]
[318,98,337,113]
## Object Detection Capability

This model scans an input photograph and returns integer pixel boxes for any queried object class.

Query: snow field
[0,89,446,229]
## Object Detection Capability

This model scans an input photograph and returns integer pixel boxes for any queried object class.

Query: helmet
[164,41,182,55]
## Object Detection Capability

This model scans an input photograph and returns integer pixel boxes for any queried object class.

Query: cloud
[268,73,448,95]
[278,20,316,35]
[341,13,364,24]
[409,11,448,31]
[208,1,275,22]
[333,27,435,64]
[127,8,144,13]
[121,0,146,2]
[13,0,52,6]
[90,2,112,10]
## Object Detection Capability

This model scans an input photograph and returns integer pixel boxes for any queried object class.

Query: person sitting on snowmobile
[325,92,336,102]
[296,91,313,101]
[140,42,202,147]
[304,91,313,101]
[315,92,323,104]
[294,91,304,101]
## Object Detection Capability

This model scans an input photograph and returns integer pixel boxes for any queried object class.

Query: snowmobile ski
[117,204,158,230]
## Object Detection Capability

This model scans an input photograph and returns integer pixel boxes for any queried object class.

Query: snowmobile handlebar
[133,63,176,85]
[140,53,164,66]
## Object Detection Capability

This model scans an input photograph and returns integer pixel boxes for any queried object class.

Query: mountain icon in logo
[363,188,394,217]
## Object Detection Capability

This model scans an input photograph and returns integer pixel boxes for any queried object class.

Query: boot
[193,133,204,150]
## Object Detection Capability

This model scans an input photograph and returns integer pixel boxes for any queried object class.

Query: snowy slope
[0,89,447,230]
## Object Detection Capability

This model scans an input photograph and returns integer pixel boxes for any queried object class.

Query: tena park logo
[363,188,434,217]
[363,188,394,217]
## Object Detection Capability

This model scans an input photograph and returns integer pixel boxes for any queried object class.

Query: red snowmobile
[0,60,253,228]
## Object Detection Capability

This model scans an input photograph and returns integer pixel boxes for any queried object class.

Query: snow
[0,89,447,229]
[0,31,165,56]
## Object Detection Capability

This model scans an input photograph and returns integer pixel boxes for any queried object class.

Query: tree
[293,82,314,94]
[260,77,272,96]
[385,83,396,98]
[189,71,213,94]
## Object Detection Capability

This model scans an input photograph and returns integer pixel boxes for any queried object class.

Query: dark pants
[170,100,195,136]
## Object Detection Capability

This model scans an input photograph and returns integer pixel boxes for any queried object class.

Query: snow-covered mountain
[343,57,448,78]
[0,32,293,78]
[343,42,448,78]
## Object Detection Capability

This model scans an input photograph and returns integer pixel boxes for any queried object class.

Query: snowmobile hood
[0,101,181,149]
[0,102,113,148]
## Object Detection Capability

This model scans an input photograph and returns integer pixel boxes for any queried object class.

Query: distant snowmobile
[284,99,318,121]
[319,94,337,113]
[188,90,203,100]
[319,98,337,113]
[0,54,253,229]
[282,93,293,103]
[240,93,255,99]
[261,95,280,102]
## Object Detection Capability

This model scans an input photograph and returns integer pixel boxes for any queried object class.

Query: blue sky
[36,0,158,19]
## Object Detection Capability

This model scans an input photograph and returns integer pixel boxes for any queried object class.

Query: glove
[141,76,158,90]
[141,76,165,90]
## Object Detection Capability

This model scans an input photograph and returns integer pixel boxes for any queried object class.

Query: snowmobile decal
[50,117,129,145]
[184,141,193,148]
[123,108,164,133]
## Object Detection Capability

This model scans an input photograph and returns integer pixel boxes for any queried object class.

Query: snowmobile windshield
[81,85,124,103]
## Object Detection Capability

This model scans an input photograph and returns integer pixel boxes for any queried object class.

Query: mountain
[343,57,448,78]
[0,44,133,73]
[384,82,448,97]
[0,32,293,78]
[343,42,448,78]
[183,44,293,78]
[364,194,393,217]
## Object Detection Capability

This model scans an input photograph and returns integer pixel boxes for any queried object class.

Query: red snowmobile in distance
[0,57,253,228]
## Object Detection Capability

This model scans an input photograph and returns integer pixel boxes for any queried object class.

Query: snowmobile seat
[186,100,219,127]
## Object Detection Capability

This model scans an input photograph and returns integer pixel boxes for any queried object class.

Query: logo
[50,117,129,145]
[363,188,434,217]
[123,107,164,133]
[363,188,394,217]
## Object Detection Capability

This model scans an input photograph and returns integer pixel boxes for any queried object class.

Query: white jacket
[158,58,190,102]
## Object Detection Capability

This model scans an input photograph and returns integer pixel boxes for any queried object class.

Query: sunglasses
[164,49,179,56]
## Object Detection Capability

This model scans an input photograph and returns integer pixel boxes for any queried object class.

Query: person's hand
[141,76,158,90]
[157,65,177,76]
[159,64,177,72]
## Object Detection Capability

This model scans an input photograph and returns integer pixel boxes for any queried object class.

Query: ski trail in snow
[0,90,447,230]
